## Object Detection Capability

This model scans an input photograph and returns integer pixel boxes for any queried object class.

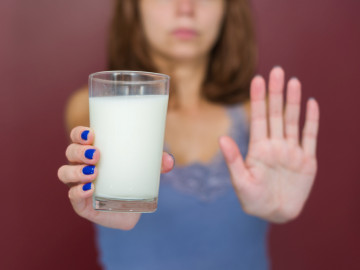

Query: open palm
[220,67,320,223]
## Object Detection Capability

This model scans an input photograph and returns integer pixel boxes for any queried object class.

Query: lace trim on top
[161,104,249,202]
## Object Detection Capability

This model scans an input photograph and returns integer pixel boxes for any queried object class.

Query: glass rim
[89,70,170,85]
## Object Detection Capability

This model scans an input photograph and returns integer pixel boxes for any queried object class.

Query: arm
[64,86,89,132]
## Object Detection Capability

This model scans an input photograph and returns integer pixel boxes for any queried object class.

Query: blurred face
[139,0,226,62]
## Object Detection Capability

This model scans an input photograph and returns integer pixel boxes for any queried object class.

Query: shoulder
[65,86,89,132]
[243,100,250,123]
[226,101,250,124]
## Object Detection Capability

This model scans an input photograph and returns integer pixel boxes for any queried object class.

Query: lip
[172,28,198,40]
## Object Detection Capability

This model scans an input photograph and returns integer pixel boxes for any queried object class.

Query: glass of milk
[89,71,169,212]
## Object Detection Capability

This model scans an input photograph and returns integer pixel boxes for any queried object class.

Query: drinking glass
[89,71,170,212]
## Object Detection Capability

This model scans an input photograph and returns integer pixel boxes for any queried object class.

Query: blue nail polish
[82,165,95,175]
[85,149,95,159]
[82,183,92,191]
[81,130,89,140]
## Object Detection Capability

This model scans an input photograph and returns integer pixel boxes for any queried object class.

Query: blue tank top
[95,104,269,270]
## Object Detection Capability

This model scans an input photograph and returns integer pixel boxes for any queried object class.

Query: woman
[58,0,320,269]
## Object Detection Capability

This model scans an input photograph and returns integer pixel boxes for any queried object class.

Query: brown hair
[108,0,256,105]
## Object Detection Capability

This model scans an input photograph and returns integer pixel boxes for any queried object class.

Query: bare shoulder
[65,86,89,133]
[243,100,250,122]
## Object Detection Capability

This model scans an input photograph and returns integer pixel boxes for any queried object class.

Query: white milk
[89,95,168,200]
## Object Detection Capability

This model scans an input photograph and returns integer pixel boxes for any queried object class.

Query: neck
[151,53,209,111]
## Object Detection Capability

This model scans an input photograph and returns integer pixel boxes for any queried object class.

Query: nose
[176,0,195,16]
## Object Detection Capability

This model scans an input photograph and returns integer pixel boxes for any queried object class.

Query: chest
[164,107,231,166]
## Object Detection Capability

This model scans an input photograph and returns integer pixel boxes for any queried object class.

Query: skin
[139,0,226,61]
[58,0,320,229]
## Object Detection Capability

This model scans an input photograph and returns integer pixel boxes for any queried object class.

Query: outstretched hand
[219,67,320,223]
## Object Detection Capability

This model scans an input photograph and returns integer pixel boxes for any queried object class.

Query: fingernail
[273,65,282,69]
[290,76,298,80]
[82,165,95,175]
[82,183,92,191]
[85,149,95,159]
[309,97,316,101]
[169,153,175,167]
[81,130,89,140]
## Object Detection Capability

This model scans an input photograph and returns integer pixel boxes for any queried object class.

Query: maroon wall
[1,0,110,269]
[252,1,360,269]
[1,0,359,269]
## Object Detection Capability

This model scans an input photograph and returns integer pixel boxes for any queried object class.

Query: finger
[302,98,320,157]
[285,78,301,145]
[161,152,175,173]
[250,75,268,143]
[219,136,248,192]
[66,144,100,165]
[68,183,94,216]
[70,126,94,145]
[58,165,97,185]
[268,66,285,139]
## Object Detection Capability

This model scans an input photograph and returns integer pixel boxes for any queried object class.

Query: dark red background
[1,0,359,269]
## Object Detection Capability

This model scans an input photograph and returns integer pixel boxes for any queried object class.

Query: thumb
[219,136,248,192]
